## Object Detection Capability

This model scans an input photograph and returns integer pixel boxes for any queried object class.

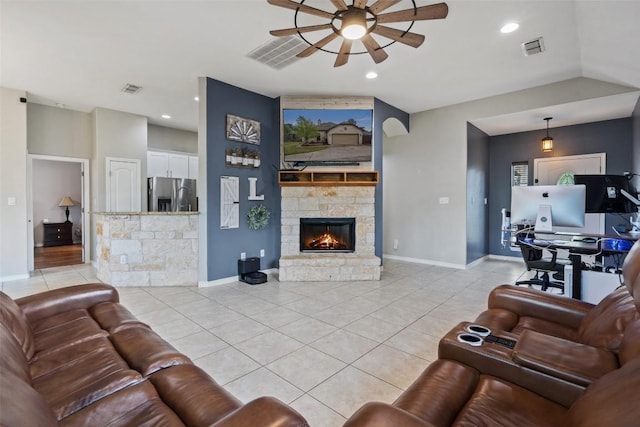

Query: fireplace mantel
[279,170,378,187]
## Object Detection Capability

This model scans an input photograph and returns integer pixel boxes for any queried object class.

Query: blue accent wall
[488,117,633,257]
[373,98,409,260]
[467,123,490,263]
[206,78,280,279]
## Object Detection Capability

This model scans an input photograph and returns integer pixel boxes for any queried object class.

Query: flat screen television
[282,108,373,165]
[573,174,636,214]
[511,184,586,232]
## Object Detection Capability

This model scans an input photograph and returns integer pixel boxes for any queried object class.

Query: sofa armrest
[17,283,119,324]
[344,402,436,427]
[488,285,592,329]
[513,330,619,386]
[211,396,309,427]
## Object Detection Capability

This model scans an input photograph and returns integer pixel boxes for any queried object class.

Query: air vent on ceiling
[121,83,142,94]
[247,36,308,70]
[522,37,545,56]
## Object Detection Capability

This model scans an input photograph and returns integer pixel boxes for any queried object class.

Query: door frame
[27,154,91,270]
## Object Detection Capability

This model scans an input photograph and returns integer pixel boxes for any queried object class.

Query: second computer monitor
[511,184,586,232]
[573,174,635,214]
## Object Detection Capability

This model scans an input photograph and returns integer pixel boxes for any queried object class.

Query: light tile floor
[2,258,527,427]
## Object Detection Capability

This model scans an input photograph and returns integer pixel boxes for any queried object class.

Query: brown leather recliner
[343,242,640,426]
[344,350,640,427]
[473,239,640,353]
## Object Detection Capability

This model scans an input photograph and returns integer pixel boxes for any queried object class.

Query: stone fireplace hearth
[279,186,381,281]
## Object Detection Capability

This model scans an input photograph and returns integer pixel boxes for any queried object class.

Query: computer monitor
[573,174,636,214]
[510,184,586,232]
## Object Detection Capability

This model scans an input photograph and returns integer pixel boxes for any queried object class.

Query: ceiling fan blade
[369,0,402,14]
[361,34,389,64]
[297,32,340,57]
[353,0,368,9]
[270,23,333,37]
[267,0,335,20]
[334,39,353,67]
[376,2,449,24]
[330,0,349,11]
[371,25,425,48]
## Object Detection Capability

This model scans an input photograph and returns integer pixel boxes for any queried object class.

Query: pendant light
[542,117,553,152]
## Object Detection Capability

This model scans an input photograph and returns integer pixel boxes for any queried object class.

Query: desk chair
[516,244,569,292]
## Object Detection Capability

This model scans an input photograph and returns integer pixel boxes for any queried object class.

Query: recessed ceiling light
[366,71,378,79]
[501,22,519,34]
[161,114,171,119]
[194,96,199,102]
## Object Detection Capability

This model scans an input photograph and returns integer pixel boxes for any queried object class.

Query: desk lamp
[58,196,75,223]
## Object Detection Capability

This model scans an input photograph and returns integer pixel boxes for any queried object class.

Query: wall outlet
[119,255,127,264]
[393,239,399,250]
[260,249,265,257]
[439,197,449,205]
[240,252,246,260]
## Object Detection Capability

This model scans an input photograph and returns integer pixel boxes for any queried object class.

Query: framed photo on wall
[226,114,260,145]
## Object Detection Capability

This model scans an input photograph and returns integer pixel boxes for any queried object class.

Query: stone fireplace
[300,217,355,253]
[279,186,381,281]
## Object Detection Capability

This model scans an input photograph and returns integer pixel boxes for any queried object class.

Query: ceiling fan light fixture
[341,9,367,40]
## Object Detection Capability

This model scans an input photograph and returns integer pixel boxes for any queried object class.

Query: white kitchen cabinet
[168,153,189,178]
[147,151,169,177]
[147,151,192,178]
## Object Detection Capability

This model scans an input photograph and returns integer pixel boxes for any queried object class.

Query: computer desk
[518,232,637,301]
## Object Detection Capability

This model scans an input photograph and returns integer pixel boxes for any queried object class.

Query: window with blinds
[511,161,529,186]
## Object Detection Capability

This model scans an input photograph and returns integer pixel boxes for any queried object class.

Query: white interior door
[534,153,606,234]
[106,158,141,212]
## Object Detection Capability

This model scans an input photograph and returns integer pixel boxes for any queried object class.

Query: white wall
[0,88,29,280]
[384,77,638,267]
[148,124,197,153]
[32,159,82,245]
[91,107,148,213]
[27,103,92,158]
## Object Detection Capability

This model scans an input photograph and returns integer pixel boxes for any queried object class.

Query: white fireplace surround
[279,186,381,281]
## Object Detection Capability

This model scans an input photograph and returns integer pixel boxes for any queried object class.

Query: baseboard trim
[383,254,466,270]
[384,253,524,270]
[198,268,279,288]
[487,254,524,263]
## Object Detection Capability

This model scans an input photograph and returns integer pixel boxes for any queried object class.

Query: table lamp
[58,196,75,223]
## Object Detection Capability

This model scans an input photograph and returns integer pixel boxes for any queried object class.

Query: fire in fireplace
[300,218,355,253]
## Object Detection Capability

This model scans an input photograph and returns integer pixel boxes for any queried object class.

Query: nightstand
[43,222,73,247]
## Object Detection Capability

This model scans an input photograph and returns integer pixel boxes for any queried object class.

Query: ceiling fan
[267,0,449,67]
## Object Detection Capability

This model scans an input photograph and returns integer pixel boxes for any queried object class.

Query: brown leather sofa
[0,284,308,427]
[343,241,640,426]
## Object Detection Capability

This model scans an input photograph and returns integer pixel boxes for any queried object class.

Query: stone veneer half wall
[94,212,198,286]
[279,186,381,281]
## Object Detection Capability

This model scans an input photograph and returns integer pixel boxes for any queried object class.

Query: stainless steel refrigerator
[148,177,197,212]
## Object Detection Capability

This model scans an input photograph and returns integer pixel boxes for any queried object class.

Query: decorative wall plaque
[226,114,260,145]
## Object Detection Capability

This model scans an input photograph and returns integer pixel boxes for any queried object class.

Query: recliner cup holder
[457,333,483,346]
[465,324,491,337]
